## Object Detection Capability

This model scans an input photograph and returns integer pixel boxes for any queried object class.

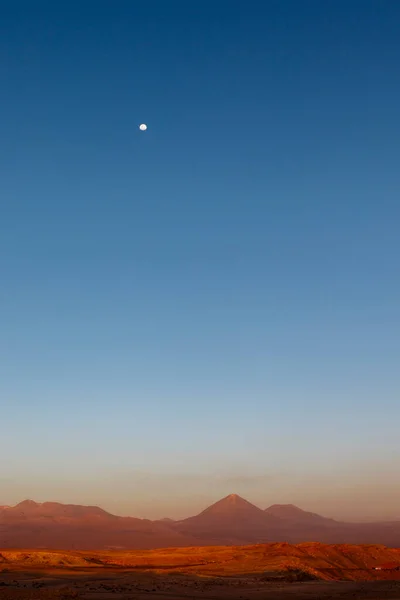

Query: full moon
[139,124,147,131]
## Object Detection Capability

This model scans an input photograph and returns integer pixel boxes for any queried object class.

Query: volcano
[172,494,282,544]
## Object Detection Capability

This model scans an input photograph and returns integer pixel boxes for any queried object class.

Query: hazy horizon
[1,0,399,527]
[2,457,400,522]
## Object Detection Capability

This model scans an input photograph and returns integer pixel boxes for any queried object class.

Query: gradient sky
[1,0,399,522]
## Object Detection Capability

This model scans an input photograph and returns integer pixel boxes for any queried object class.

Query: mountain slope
[172,494,282,544]
[264,504,400,547]
[173,497,400,547]
[0,500,197,550]
[1,497,400,550]
[6,500,116,521]
[265,504,338,525]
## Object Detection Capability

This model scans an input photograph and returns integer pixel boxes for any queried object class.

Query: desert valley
[1,543,400,599]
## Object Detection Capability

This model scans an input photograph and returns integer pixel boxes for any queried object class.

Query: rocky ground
[0,543,400,599]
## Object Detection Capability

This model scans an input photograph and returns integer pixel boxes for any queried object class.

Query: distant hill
[8,499,116,520]
[265,504,338,525]
[264,504,400,547]
[153,517,176,526]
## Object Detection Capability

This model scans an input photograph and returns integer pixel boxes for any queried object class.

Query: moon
[139,124,147,131]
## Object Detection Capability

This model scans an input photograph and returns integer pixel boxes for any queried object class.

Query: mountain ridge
[1,496,400,550]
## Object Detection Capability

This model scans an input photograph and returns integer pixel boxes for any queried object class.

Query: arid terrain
[1,495,400,551]
[2,494,400,598]
[1,543,400,599]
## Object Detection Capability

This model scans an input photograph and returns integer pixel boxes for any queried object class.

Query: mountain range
[1,495,399,550]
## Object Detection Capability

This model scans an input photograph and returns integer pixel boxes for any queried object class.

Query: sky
[1,0,399,522]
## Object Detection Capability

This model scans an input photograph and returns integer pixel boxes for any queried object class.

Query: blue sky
[1,0,399,520]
